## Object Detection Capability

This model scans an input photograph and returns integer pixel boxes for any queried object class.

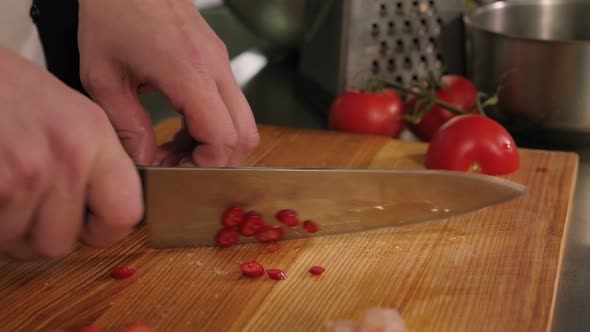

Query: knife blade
[138,167,526,248]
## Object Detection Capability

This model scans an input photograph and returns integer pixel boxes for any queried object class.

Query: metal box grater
[296,0,466,114]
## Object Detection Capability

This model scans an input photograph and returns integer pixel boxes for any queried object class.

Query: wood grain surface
[0,117,579,332]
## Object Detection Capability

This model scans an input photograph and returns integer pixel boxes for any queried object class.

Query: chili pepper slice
[221,207,245,228]
[240,261,265,278]
[215,228,240,247]
[267,269,287,280]
[255,226,284,243]
[111,267,135,279]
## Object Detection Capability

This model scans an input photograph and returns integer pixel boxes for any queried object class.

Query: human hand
[77,0,259,167]
[0,48,143,259]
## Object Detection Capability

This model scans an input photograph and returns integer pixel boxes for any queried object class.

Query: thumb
[85,81,157,166]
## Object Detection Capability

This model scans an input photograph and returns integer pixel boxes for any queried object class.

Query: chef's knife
[138,167,526,248]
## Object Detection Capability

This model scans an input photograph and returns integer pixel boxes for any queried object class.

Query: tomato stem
[371,77,465,116]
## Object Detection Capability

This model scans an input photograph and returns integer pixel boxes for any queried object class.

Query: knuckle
[11,153,46,193]
[80,68,115,97]
[212,37,230,61]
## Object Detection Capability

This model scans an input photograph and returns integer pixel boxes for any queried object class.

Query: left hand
[77,0,259,167]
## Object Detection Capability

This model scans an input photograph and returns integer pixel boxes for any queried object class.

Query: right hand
[0,47,143,260]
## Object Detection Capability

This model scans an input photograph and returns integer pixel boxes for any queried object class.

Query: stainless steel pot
[464,0,590,145]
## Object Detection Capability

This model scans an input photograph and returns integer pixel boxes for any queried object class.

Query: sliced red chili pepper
[303,220,319,233]
[309,266,326,276]
[268,244,279,253]
[267,269,287,280]
[276,209,299,227]
[111,266,135,279]
[240,213,265,236]
[122,322,151,332]
[221,206,245,228]
[215,228,240,247]
[78,326,101,332]
[255,226,284,243]
[240,261,265,278]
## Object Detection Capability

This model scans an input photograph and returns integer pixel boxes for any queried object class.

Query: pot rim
[463,0,590,46]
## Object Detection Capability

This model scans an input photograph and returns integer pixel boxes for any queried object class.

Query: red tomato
[329,89,405,137]
[409,75,478,141]
[425,114,520,175]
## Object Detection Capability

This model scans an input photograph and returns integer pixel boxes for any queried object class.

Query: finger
[29,172,85,258]
[1,238,39,261]
[160,75,238,167]
[81,143,143,247]
[215,69,259,166]
[84,74,157,166]
[0,148,45,249]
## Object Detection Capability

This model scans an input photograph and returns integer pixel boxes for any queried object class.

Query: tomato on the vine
[408,75,478,141]
[425,114,520,175]
[329,89,405,138]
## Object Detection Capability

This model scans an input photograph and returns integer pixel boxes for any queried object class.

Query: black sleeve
[30,0,87,95]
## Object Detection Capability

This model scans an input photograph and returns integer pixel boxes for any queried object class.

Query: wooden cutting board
[0,117,578,332]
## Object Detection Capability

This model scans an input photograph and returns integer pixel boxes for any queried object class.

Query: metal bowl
[464,0,590,145]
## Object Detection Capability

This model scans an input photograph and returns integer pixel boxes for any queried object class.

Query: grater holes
[372,60,380,74]
[395,75,403,84]
[428,0,435,6]
[379,3,387,16]
[395,1,403,14]
[380,41,389,56]
[429,36,437,46]
[371,23,380,37]
[403,56,412,69]
[411,74,419,83]
[387,58,396,72]
[403,20,412,32]
[395,39,404,51]
[412,37,420,49]
[412,0,419,6]
[387,21,395,35]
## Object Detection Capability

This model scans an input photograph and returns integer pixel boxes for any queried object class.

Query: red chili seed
[309,266,326,275]
[276,209,299,227]
[215,228,240,247]
[268,244,279,253]
[221,206,245,228]
[240,213,265,236]
[122,322,151,332]
[240,261,265,278]
[255,226,284,243]
[267,269,287,280]
[111,266,135,279]
[303,220,319,233]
